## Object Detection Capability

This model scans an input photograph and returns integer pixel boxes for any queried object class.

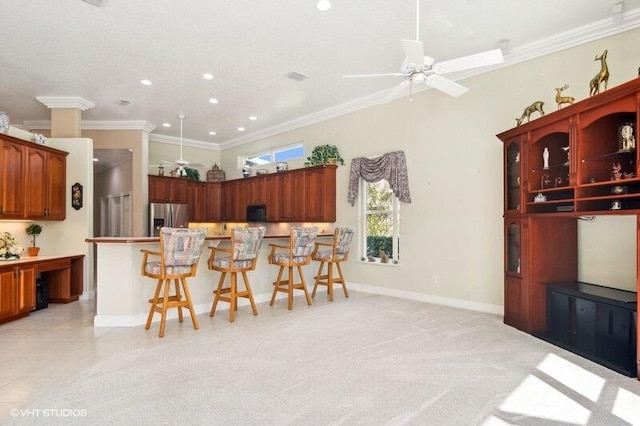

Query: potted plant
[304,144,345,167]
[26,223,43,256]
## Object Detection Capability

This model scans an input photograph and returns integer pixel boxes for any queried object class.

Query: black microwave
[247,204,266,222]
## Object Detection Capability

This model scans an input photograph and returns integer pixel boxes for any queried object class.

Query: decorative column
[35,96,95,138]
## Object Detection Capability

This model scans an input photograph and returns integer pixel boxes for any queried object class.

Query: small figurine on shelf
[543,147,550,169]
[516,101,545,126]
[612,162,623,180]
[561,146,570,165]
[589,50,609,96]
[158,164,164,176]
[379,251,389,264]
[554,85,575,110]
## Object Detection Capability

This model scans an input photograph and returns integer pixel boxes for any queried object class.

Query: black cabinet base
[533,331,636,377]
[543,282,637,378]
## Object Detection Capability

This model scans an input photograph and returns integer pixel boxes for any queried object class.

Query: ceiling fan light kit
[159,114,205,178]
[343,0,504,102]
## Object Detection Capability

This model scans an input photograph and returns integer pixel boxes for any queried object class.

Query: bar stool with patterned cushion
[207,226,267,322]
[268,227,318,310]
[141,227,206,337]
[311,227,355,301]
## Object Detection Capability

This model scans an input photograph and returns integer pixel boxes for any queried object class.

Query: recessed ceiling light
[140,79,152,86]
[162,123,171,127]
[209,98,219,104]
[203,73,214,80]
[316,0,331,11]
[249,116,257,121]
[238,127,245,132]
[209,131,216,135]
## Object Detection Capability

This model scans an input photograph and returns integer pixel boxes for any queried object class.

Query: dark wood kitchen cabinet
[0,133,68,220]
[148,175,188,203]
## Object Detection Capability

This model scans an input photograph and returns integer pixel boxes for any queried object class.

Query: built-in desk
[0,255,85,324]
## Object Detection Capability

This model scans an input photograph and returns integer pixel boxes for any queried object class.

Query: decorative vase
[0,111,8,134]
[27,247,40,257]
[327,158,337,166]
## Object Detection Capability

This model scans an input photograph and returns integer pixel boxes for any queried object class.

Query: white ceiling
[1,0,640,152]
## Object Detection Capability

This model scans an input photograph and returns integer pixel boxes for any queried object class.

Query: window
[239,142,304,169]
[361,179,400,263]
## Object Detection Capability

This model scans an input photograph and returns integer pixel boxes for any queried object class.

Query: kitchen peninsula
[88,228,333,327]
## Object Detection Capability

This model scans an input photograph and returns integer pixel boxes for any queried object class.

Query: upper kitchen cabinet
[24,148,66,220]
[0,133,68,221]
[148,175,188,204]
[0,138,26,219]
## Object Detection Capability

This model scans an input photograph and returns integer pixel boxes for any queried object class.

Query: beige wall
[221,28,640,310]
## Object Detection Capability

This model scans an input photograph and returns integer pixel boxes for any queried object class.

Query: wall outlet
[432,275,438,284]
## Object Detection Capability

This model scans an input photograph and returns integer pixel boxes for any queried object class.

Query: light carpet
[6,292,640,425]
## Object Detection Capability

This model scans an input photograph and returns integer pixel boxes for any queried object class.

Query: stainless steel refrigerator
[149,202,189,236]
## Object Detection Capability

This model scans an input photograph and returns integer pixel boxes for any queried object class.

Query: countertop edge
[86,234,334,244]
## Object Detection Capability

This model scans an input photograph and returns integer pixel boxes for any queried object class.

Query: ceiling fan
[343,0,504,102]
[151,114,204,177]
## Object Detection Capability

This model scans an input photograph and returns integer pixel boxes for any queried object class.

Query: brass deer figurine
[554,85,575,109]
[589,50,609,96]
[516,101,545,126]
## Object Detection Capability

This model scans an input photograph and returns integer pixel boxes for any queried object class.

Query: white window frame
[359,178,400,264]
[238,141,304,169]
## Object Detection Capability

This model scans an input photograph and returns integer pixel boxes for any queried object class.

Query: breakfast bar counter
[87,231,333,327]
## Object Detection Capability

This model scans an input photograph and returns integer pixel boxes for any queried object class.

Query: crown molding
[149,133,222,151]
[82,120,156,133]
[23,120,156,134]
[220,10,640,149]
[35,96,95,111]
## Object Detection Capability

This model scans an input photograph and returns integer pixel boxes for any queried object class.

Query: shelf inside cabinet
[582,148,636,162]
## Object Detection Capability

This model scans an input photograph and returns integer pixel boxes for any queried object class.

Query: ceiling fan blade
[343,73,406,78]
[401,39,424,67]
[381,80,411,104]
[432,48,503,74]
[424,74,469,97]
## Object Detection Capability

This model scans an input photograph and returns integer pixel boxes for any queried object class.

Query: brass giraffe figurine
[589,50,609,96]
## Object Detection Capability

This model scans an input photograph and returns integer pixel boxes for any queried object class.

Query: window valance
[347,150,411,206]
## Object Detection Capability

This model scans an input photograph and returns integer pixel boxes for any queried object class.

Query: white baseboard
[347,282,504,316]
[93,284,503,327]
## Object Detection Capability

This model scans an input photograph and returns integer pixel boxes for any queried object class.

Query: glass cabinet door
[506,140,521,212]
[506,220,521,275]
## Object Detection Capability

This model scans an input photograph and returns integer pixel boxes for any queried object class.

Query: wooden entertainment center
[497,78,640,378]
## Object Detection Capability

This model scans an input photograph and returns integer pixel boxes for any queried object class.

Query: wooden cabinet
[0,264,35,323]
[0,133,67,221]
[304,165,336,222]
[498,77,640,377]
[204,182,221,222]
[150,164,337,224]
[17,266,35,314]
[265,174,280,222]
[24,148,66,220]
[187,180,206,222]
[0,139,26,219]
[221,180,239,221]
[148,175,188,203]
[279,169,306,221]
[0,268,18,322]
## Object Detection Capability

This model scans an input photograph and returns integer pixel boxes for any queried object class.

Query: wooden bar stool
[268,227,318,310]
[141,227,206,337]
[312,227,355,301]
[207,226,266,322]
